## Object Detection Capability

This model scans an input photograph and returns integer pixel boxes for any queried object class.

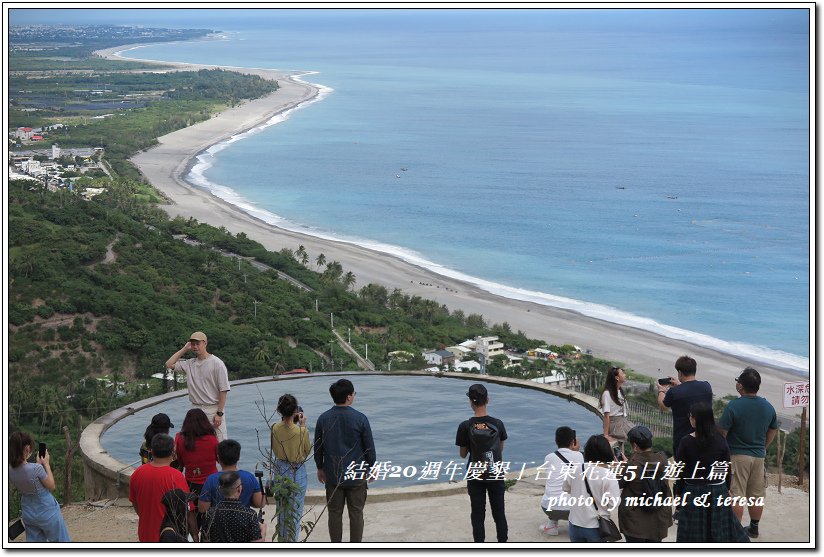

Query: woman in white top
[563,434,621,543]
[601,366,634,457]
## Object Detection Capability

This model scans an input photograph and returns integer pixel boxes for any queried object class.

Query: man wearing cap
[456,383,508,543]
[166,332,231,441]
[616,425,673,542]
[718,367,779,539]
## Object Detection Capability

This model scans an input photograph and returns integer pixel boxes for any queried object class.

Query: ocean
[14,8,811,372]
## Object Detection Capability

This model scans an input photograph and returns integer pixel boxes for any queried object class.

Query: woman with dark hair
[174,408,218,542]
[600,366,635,457]
[159,488,191,542]
[563,434,621,543]
[270,394,311,542]
[675,401,749,542]
[8,431,71,542]
[139,413,174,465]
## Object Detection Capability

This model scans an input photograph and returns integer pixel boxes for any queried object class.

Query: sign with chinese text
[783,381,810,408]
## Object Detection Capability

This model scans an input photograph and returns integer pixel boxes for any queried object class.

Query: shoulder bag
[582,464,622,542]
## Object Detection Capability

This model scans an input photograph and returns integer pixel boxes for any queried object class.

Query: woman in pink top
[174,408,218,540]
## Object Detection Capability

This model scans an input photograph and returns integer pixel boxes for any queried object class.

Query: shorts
[729,454,767,499]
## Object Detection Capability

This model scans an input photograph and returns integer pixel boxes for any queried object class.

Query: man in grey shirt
[166,331,230,440]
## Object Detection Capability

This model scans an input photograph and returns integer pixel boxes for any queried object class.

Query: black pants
[467,479,507,542]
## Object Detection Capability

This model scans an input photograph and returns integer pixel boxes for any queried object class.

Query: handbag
[582,464,622,542]
[8,518,25,540]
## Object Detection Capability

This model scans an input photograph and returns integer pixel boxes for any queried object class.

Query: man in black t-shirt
[201,472,266,543]
[455,383,508,543]
[657,355,714,454]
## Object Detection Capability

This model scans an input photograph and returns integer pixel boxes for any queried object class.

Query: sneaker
[746,524,759,539]
[539,520,559,536]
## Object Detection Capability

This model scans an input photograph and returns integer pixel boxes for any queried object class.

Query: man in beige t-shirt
[165,331,230,440]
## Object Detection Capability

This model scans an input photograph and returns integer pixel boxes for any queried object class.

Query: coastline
[99,45,807,425]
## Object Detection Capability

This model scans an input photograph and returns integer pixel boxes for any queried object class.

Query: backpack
[468,420,501,479]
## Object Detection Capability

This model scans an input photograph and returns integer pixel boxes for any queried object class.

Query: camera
[293,406,304,424]
[657,377,672,386]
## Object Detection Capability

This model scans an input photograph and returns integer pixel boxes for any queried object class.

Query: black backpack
[468,421,501,479]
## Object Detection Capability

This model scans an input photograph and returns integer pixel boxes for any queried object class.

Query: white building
[474,336,505,360]
[454,360,481,372]
[422,349,456,367]
[445,345,472,360]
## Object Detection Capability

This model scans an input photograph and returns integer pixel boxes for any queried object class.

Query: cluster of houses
[12,124,65,143]
[420,336,582,384]
[9,142,106,195]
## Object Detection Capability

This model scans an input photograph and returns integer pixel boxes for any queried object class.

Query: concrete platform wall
[78,371,602,503]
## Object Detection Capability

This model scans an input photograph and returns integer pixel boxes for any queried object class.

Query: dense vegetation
[10,24,215,59]
[9,179,572,438]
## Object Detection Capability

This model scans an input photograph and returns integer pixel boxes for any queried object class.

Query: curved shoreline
[99,43,807,423]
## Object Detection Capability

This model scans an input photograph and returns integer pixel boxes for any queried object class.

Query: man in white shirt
[165,331,230,440]
[539,426,584,536]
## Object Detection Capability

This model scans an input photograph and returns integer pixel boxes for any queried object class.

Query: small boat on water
[616,186,626,190]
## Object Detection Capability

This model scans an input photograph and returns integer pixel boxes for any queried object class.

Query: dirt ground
[9,474,811,546]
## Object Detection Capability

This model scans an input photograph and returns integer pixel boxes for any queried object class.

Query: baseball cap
[466,383,488,404]
[189,331,207,342]
[627,425,653,445]
[150,413,174,429]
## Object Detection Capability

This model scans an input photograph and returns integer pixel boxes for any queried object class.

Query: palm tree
[253,341,271,364]
[296,245,309,267]
[343,271,356,290]
[315,253,326,270]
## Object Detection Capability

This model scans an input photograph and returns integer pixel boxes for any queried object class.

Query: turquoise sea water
[100,375,604,487]
[13,9,810,371]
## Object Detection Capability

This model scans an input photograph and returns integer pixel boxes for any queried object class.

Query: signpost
[783,381,809,484]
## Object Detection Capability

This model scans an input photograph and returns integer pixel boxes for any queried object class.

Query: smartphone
[38,442,47,458]
[612,445,622,460]
[657,377,672,386]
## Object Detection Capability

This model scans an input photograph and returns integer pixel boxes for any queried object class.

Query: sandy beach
[99,45,808,427]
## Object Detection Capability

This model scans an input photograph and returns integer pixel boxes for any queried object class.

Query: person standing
[657,355,713,455]
[539,426,583,536]
[601,367,634,457]
[617,425,673,542]
[8,431,71,542]
[165,331,230,441]
[314,379,376,543]
[675,402,749,543]
[139,413,175,465]
[718,367,780,539]
[129,433,191,542]
[271,394,311,542]
[201,472,266,543]
[174,408,219,541]
[563,435,621,543]
[456,383,508,543]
